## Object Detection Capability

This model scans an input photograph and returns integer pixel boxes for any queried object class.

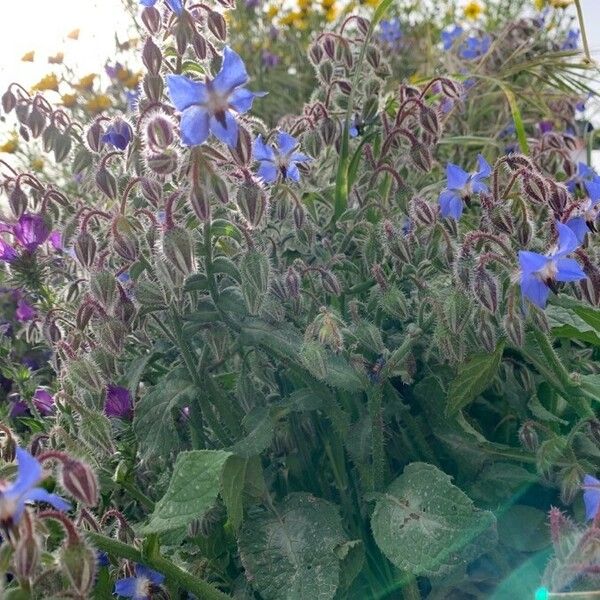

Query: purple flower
[253,132,310,183]
[114,564,165,599]
[518,221,586,308]
[13,213,50,252]
[48,231,62,251]
[11,389,55,418]
[105,62,123,79]
[261,50,280,69]
[438,154,491,220]
[0,447,70,526]
[583,474,600,521]
[139,0,183,15]
[441,25,463,50]
[538,120,553,135]
[104,385,133,420]
[0,239,17,263]
[459,34,491,60]
[379,19,402,45]
[166,46,265,148]
[101,118,133,150]
[15,299,36,322]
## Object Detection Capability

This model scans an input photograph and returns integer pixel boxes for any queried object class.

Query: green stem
[87,532,231,600]
[117,479,155,511]
[368,386,385,492]
[574,0,593,64]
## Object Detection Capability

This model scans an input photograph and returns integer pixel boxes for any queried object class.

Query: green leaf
[546,305,600,346]
[133,368,193,458]
[142,450,231,534]
[221,456,248,531]
[447,343,504,415]
[230,406,275,457]
[498,82,529,154]
[239,493,347,600]
[334,540,364,592]
[371,462,497,577]
[122,351,158,395]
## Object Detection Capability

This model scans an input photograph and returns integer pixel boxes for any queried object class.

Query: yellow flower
[464,1,483,20]
[0,133,18,154]
[48,52,64,65]
[361,0,379,6]
[32,73,59,92]
[124,73,141,89]
[31,158,45,172]
[61,93,78,108]
[75,73,96,91]
[85,94,111,114]
[534,0,545,8]
[321,0,335,8]
[21,51,35,62]
[549,0,574,7]
[266,5,278,18]
[280,11,306,27]
[298,0,311,9]
[325,6,338,22]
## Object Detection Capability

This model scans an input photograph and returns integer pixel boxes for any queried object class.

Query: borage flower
[441,25,463,50]
[115,564,165,599]
[459,34,491,60]
[13,213,51,252]
[565,180,600,243]
[104,385,134,420]
[0,447,70,527]
[378,19,402,45]
[167,46,265,148]
[438,154,491,220]
[253,132,310,183]
[139,0,183,15]
[582,474,600,521]
[101,118,133,150]
[518,221,586,308]
[566,162,600,197]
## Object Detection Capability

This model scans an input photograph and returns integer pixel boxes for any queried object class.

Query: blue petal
[166,0,183,14]
[520,274,550,308]
[180,106,210,146]
[10,447,42,498]
[471,178,489,194]
[136,565,165,585]
[212,46,248,95]
[139,0,156,6]
[578,162,593,179]
[287,163,300,182]
[583,474,600,521]
[229,88,265,114]
[446,163,470,190]
[209,111,239,147]
[566,180,576,194]
[115,577,138,598]
[27,487,71,512]
[518,250,548,276]
[554,221,580,257]
[565,217,588,244]
[349,126,359,138]
[476,154,491,178]
[253,136,275,162]
[555,258,586,282]
[258,161,278,183]
[585,179,600,202]
[291,151,311,163]
[277,132,298,155]
[166,75,207,111]
[439,190,463,220]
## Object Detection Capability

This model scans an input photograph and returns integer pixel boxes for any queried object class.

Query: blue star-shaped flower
[459,34,491,60]
[438,154,491,220]
[166,46,265,148]
[379,19,402,45]
[115,564,165,599]
[441,25,463,50]
[101,118,133,150]
[562,29,579,51]
[565,179,600,243]
[566,162,600,197]
[139,0,183,15]
[582,474,600,521]
[0,447,70,526]
[253,132,310,183]
[518,221,586,308]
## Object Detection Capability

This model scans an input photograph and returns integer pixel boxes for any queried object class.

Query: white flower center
[134,576,151,598]
[536,259,558,282]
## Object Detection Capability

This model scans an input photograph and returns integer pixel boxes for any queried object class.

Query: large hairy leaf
[371,463,497,576]
[142,450,231,534]
[239,493,347,600]
[447,343,504,415]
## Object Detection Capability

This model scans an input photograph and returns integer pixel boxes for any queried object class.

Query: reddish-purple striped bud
[207,11,227,40]
[141,6,162,35]
[146,149,179,176]
[61,457,99,506]
[74,232,97,268]
[95,167,118,199]
[473,266,498,314]
[142,37,162,75]
[9,184,28,217]
[2,89,17,113]
[285,267,301,299]
[237,183,267,227]
[518,421,539,451]
[86,121,105,153]
[144,113,175,153]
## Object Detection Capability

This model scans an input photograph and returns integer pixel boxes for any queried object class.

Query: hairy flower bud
[559,464,583,505]
[439,77,462,100]
[503,310,524,347]
[144,113,175,153]
[74,232,97,268]
[309,42,324,65]
[366,45,382,69]
[146,148,179,176]
[473,266,498,313]
[240,249,270,315]
[410,142,432,172]
[293,202,305,229]
[61,457,99,506]
[320,269,341,296]
[410,196,436,226]
[112,216,138,261]
[230,125,253,166]
[518,421,539,452]
[285,267,301,299]
[60,540,97,596]
[320,117,338,146]
[143,74,164,103]
[192,33,208,60]
[27,105,46,138]
[9,184,28,217]
[189,182,211,221]
[419,106,439,138]
[547,181,569,214]
[162,226,195,275]
[14,529,40,580]
[478,315,497,353]
[141,6,162,35]
[141,177,162,206]
[588,419,600,447]
[522,172,548,205]
[95,167,118,199]
[76,300,95,330]
[2,89,17,113]
[237,183,267,227]
[86,121,105,152]
[207,10,227,40]
[142,37,162,75]
[54,132,72,163]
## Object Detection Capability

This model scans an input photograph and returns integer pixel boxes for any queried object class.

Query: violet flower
[104,385,133,420]
[101,118,133,151]
[13,213,50,252]
[15,299,36,322]
[11,389,55,417]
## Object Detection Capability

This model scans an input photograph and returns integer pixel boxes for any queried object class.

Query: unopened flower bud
[192,33,208,60]
[189,182,211,221]
[141,6,162,35]
[478,315,497,353]
[439,77,462,100]
[518,421,539,451]
[355,16,369,35]
[207,10,227,40]
[86,121,105,153]
[419,106,439,138]
[43,316,62,344]
[210,172,229,205]
[61,457,99,506]
[318,61,334,84]
[174,21,191,55]
[74,232,97,268]
[144,113,175,153]
[96,167,118,199]
[547,181,569,214]
[237,183,267,227]
[473,266,498,313]
[54,132,72,163]
[1,89,17,113]
[27,105,46,138]
[142,37,162,75]
[366,45,381,68]
[146,149,179,176]
[410,196,436,226]
[60,540,97,596]
[143,74,164,103]
[14,529,40,580]
[141,177,162,206]
[522,172,548,205]
[503,310,525,347]
[76,300,95,330]
[309,42,324,65]
[588,419,600,447]
[15,103,30,124]
[9,184,28,217]
[230,125,253,166]
[320,269,341,296]
[559,464,583,505]
[285,267,301,299]
[162,226,195,275]
[293,202,305,229]
[240,250,270,315]
[112,216,138,261]
[516,217,533,247]
[320,117,338,146]
[410,142,432,172]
